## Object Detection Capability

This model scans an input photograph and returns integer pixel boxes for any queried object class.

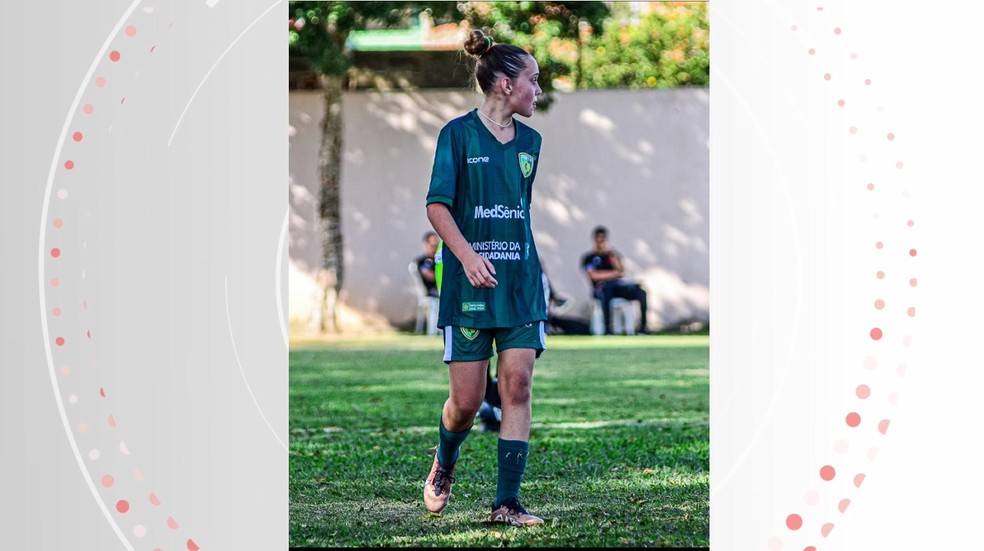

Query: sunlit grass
[290,334,708,548]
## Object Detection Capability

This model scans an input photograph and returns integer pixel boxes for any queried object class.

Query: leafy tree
[289,2,462,332]
[582,2,708,89]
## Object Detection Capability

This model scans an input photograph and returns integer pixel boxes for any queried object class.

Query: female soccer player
[422,29,546,526]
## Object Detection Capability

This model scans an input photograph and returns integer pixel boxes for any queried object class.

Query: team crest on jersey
[518,152,535,178]
[460,327,481,340]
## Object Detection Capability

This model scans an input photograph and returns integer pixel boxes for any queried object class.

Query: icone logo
[467,157,490,164]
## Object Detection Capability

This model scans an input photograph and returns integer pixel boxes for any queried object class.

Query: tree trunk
[318,73,345,333]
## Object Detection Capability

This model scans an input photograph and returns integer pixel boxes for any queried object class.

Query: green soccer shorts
[442,322,546,363]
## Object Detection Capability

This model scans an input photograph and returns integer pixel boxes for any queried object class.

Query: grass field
[289,334,709,548]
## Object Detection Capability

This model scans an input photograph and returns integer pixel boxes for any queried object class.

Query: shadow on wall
[289,88,708,332]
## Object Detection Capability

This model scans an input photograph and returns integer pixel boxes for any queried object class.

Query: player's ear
[498,75,512,96]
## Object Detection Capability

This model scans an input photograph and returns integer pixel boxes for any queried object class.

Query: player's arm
[419,260,436,283]
[427,203,497,288]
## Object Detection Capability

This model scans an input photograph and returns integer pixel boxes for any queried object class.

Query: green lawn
[290,334,709,548]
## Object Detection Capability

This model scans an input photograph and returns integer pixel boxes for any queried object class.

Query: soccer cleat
[423,455,456,513]
[489,497,544,526]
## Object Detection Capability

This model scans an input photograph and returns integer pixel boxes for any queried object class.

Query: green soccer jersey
[426,109,547,329]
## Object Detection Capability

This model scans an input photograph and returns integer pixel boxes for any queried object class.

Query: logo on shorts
[462,302,486,312]
[460,327,481,340]
[518,152,535,178]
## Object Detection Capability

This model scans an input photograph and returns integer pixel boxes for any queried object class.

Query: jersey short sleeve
[426,125,459,207]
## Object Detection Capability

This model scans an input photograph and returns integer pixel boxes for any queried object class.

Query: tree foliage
[581,2,709,89]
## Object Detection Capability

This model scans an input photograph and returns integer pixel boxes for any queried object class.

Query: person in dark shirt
[415,231,440,298]
[580,226,650,335]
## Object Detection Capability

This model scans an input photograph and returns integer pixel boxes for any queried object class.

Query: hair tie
[485,36,493,52]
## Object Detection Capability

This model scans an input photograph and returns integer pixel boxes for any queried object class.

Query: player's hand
[463,252,497,288]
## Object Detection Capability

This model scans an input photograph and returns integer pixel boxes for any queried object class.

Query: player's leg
[424,326,491,513]
[488,323,545,526]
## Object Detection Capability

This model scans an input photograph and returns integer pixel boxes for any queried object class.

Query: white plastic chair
[408,261,440,336]
[590,297,637,335]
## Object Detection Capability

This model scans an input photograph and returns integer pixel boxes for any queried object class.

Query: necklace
[477,109,513,129]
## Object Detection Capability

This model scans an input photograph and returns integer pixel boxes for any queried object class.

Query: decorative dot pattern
[41,10,198,550]
[774,6,918,550]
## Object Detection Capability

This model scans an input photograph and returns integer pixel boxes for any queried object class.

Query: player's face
[509,56,541,118]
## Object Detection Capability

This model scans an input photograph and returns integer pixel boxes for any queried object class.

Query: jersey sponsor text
[474,204,525,220]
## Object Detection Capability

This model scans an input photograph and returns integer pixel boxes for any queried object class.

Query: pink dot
[786,514,803,530]
[887,133,895,141]
[878,419,891,435]
[806,547,817,551]
[99,387,106,397]
[849,126,857,134]
[867,183,874,190]
[53,218,64,228]
[874,299,885,310]
[96,77,107,88]
[851,53,858,59]
[167,516,180,529]
[876,271,885,279]
[79,422,89,432]
[809,48,816,55]
[896,161,904,169]
[846,412,861,427]
[824,73,832,81]
[875,242,883,249]
[820,465,836,481]
[854,473,866,487]
[838,499,851,513]
[116,500,130,513]
[61,366,70,377]
[870,328,883,340]
[51,278,61,287]
[51,248,61,258]
[150,45,157,53]
[52,307,62,317]
[64,160,75,170]
[834,27,842,34]
[907,307,915,317]
[57,189,68,199]
[101,474,114,487]
[72,131,83,142]
[133,525,147,538]
[109,50,121,62]
[149,492,161,506]
[838,99,845,107]
[907,220,914,227]
[864,78,872,85]
[69,394,78,404]
[909,249,917,257]
[125,25,137,37]
[791,24,798,31]
[108,414,117,428]
[909,278,917,287]
[856,384,871,399]
[188,539,200,551]
[83,104,94,114]
[55,337,65,346]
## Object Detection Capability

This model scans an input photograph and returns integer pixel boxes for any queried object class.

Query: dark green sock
[494,438,529,508]
[437,419,470,467]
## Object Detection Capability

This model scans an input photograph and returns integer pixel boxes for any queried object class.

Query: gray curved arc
[38,2,145,550]
[167,0,284,146]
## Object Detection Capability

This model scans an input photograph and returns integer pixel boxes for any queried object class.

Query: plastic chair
[590,297,637,335]
[408,261,440,336]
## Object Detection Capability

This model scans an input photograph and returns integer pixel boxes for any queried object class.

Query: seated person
[415,231,440,298]
[580,225,650,335]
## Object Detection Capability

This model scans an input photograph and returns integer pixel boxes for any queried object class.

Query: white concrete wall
[289,88,709,331]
